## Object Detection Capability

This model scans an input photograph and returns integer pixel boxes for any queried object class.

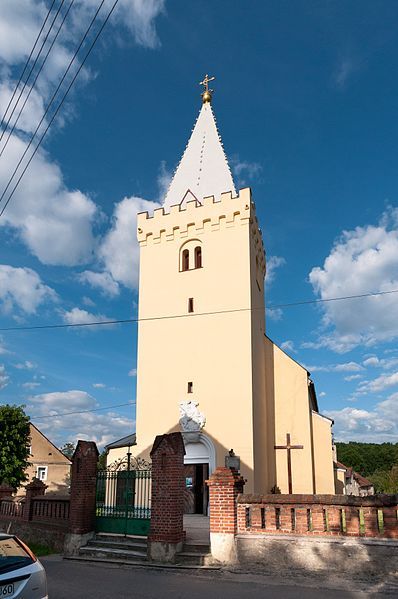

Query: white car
[0,534,47,599]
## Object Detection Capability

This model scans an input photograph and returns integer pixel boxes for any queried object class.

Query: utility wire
[0,0,75,159]
[1,288,397,333]
[0,0,64,148]
[31,401,135,420]
[0,0,117,216]
[0,0,57,134]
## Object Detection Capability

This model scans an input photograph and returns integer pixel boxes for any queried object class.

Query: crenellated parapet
[137,187,265,265]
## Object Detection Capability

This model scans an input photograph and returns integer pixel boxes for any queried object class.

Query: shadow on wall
[236,534,398,592]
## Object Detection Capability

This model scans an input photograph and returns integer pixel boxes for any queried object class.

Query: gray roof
[105,433,136,451]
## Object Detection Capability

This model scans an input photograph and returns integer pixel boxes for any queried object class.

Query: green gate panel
[96,516,150,536]
[95,468,152,537]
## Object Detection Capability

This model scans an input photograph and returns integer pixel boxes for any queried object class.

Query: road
[41,555,394,598]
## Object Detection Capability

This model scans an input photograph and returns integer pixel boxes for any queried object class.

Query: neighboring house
[333,459,374,496]
[24,424,71,494]
[345,467,374,496]
[334,460,347,494]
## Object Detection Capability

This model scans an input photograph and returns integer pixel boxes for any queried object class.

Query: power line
[1,288,397,333]
[0,0,64,148]
[0,0,119,216]
[0,0,75,159]
[30,401,135,420]
[0,0,57,134]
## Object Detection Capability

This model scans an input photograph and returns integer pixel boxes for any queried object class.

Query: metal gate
[95,456,151,536]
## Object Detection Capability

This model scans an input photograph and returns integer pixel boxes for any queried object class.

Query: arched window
[182,249,189,271]
[194,246,202,269]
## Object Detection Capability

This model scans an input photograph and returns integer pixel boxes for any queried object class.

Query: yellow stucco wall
[335,468,346,494]
[25,424,71,494]
[265,340,315,493]
[129,189,268,492]
[311,411,335,493]
[108,189,336,496]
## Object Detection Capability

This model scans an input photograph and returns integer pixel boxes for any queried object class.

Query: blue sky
[1,0,398,449]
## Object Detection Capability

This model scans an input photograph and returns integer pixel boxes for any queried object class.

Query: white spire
[163,101,236,210]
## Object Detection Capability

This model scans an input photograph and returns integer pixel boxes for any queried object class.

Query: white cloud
[326,392,398,442]
[22,381,41,389]
[128,368,137,377]
[306,361,364,373]
[358,371,398,394]
[0,1,164,267]
[266,255,286,285]
[280,340,295,353]
[14,360,35,370]
[99,196,160,289]
[334,362,364,372]
[0,265,57,314]
[333,57,356,89]
[0,337,10,355]
[78,271,120,298]
[27,389,133,448]
[0,365,9,390]
[362,355,398,370]
[267,307,283,321]
[62,307,111,328]
[231,156,262,187]
[344,374,362,382]
[363,356,379,367]
[319,391,326,397]
[157,160,172,201]
[82,296,95,307]
[93,383,106,389]
[309,207,398,352]
[112,0,165,49]
[0,136,98,266]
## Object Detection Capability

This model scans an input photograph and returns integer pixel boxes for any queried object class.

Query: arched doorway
[183,434,215,515]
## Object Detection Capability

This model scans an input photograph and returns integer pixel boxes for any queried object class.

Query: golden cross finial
[199,74,215,103]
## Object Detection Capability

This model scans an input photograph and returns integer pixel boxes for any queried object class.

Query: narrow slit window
[182,249,189,271]
[187,382,193,393]
[188,298,194,313]
[194,246,202,269]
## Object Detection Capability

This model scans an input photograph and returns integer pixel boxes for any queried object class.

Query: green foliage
[370,465,398,494]
[336,442,398,478]
[97,449,107,471]
[0,405,31,489]
[60,442,75,459]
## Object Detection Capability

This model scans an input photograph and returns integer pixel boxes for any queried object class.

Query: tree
[0,405,31,490]
[371,465,398,494]
[60,442,75,459]
[97,449,107,471]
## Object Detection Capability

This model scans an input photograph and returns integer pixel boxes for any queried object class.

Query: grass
[28,543,56,557]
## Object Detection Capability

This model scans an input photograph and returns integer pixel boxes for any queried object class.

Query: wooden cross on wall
[274,433,303,494]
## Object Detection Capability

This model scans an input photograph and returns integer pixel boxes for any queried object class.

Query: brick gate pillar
[64,440,98,556]
[147,432,185,563]
[206,466,245,563]
[23,479,47,522]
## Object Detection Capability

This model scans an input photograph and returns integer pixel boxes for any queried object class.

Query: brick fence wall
[237,493,398,539]
[206,467,398,542]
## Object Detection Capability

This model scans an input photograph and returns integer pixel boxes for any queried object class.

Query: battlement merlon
[136,187,265,260]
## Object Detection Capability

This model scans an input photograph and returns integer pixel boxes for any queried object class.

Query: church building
[107,77,336,508]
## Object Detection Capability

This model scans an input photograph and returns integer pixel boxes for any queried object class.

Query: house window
[194,246,202,269]
[188,298,194,313]
[187,382,193,393]
[182,249,189,271]
[36,466,48,481]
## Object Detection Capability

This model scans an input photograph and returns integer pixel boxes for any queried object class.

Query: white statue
[179,401,206,438]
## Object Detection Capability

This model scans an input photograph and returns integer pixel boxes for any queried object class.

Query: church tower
[134,77,268,494]
[111,76,336,501]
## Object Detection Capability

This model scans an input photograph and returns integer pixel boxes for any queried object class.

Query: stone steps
[69,533,217,569]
